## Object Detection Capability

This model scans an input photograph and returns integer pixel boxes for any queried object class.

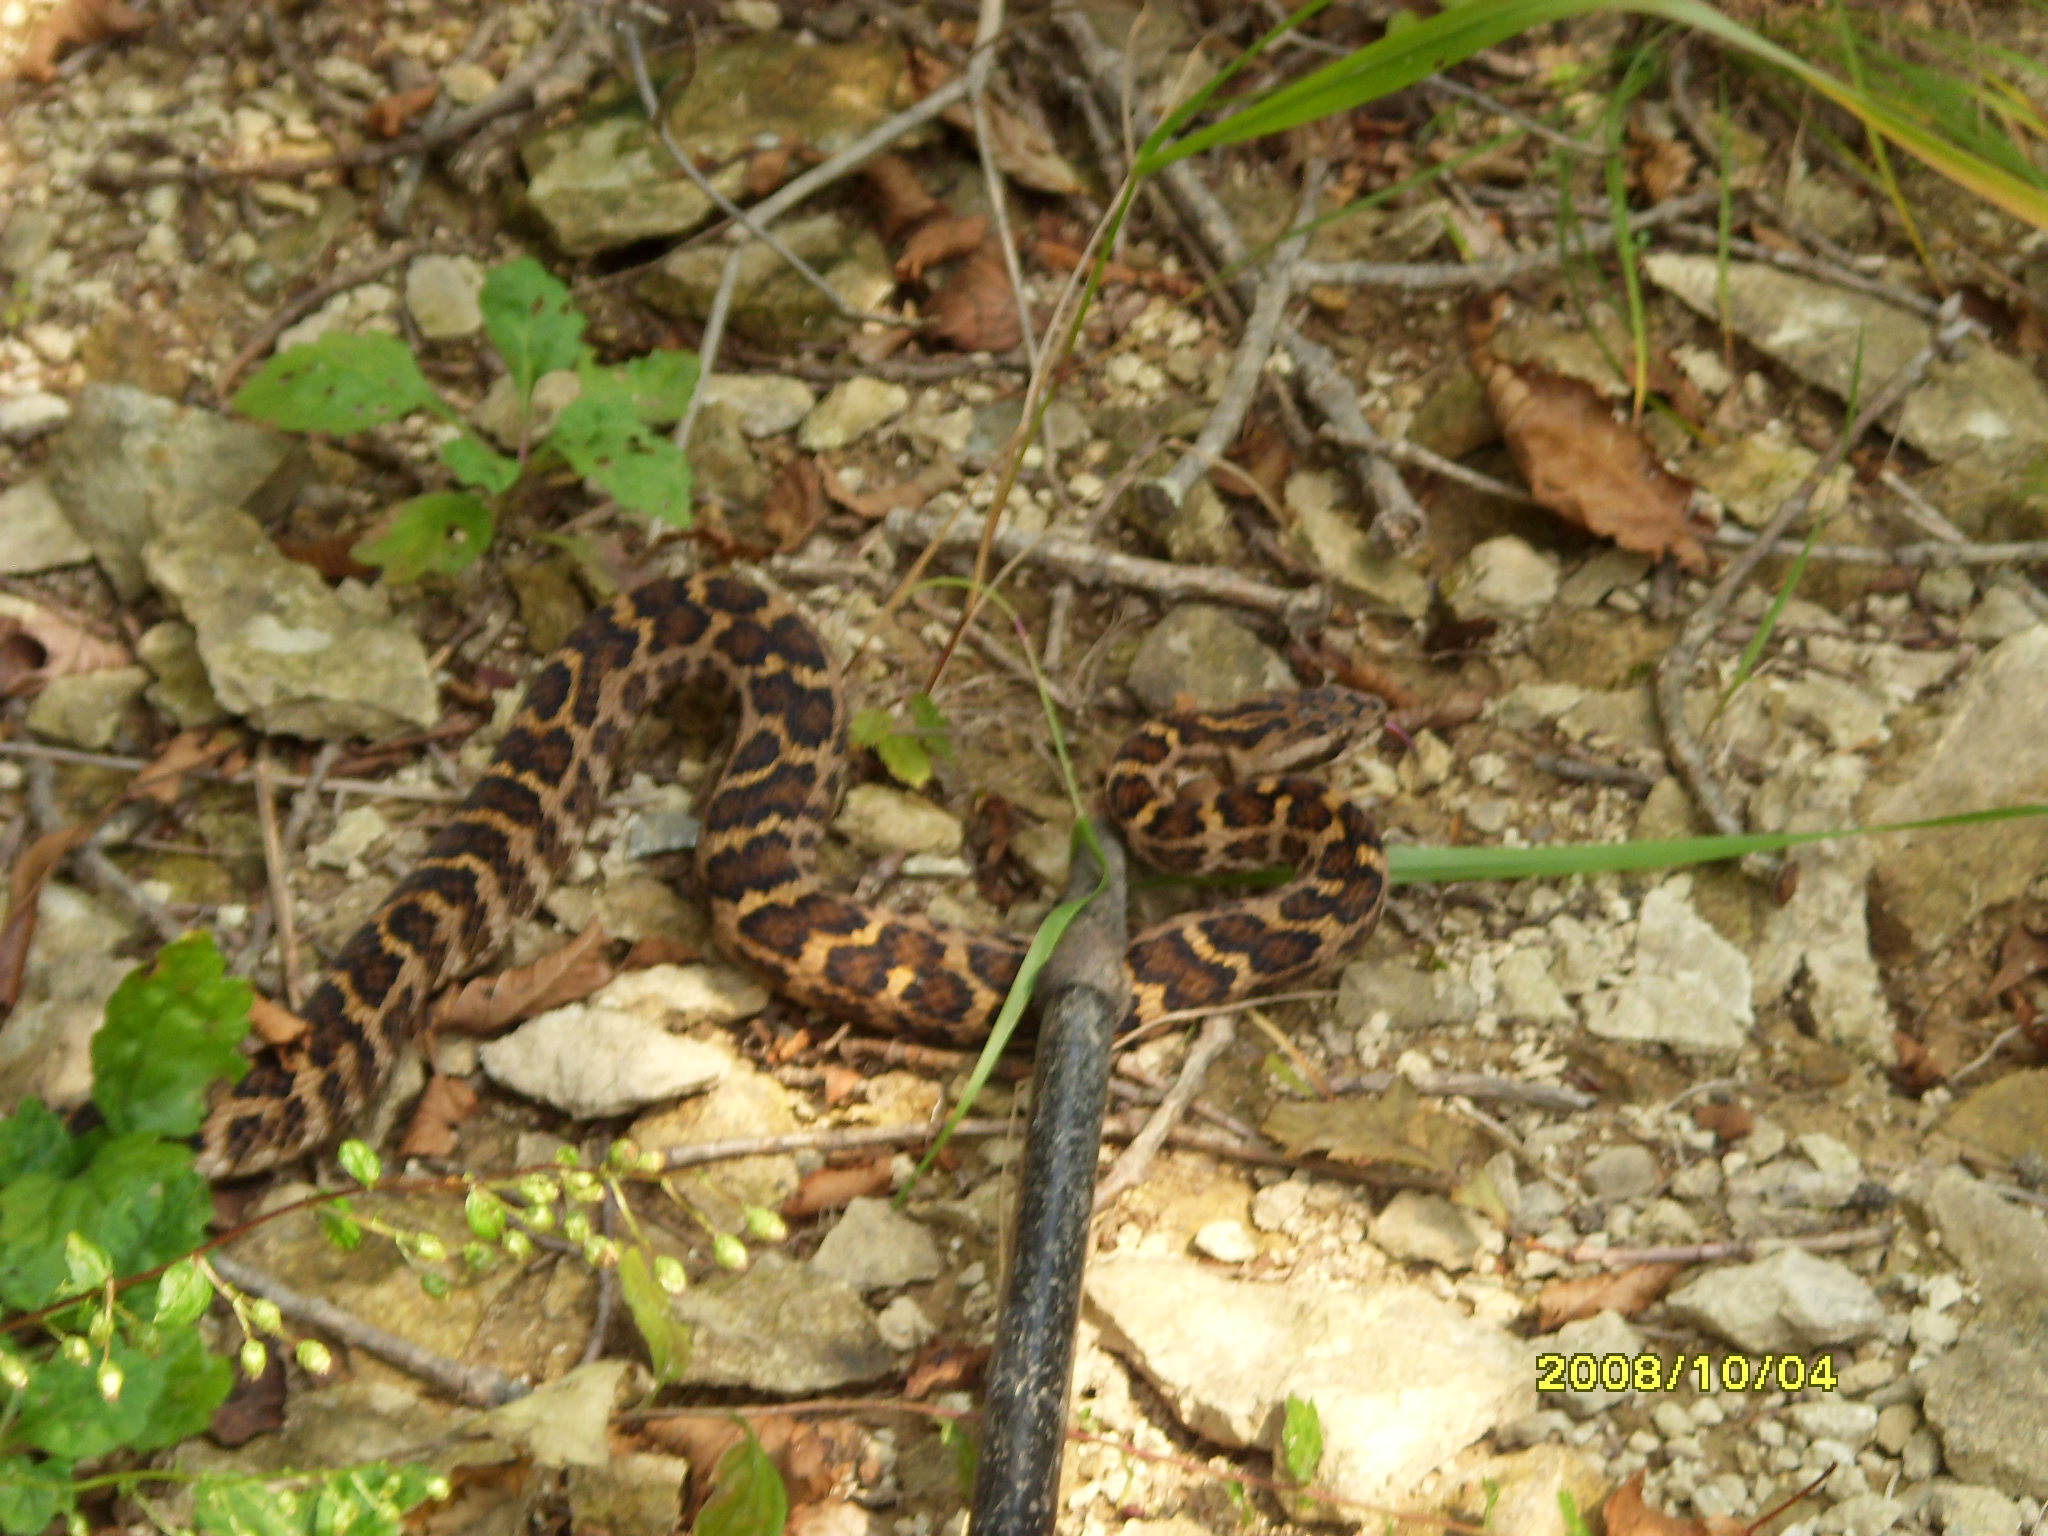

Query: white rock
[798,377,908,451]
[1447,536,1559,621]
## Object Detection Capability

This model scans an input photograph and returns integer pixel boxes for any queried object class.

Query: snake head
[1217,686,1389,779]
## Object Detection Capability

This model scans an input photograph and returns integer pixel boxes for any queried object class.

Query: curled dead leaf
[1474,346,1712,572]
[782,1155,893,1218]
[437,920,614,1034]
[929,241,1022,354]
[0,599,134,699]
[1536,1261,1683,1330]
[763,458,827,552]
[899,213,988,283]
[862,153,943,243]
[13,0,150,83]
[364,83,439,139]
[399,1073,480,1159]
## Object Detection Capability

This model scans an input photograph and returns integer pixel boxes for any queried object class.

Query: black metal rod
[970,824,1130,1536]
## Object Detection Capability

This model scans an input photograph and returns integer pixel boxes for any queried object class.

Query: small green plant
[693,1425,787,1536]
[850,694,955,789]
[0,935,448,1536]
[233,258,698,581]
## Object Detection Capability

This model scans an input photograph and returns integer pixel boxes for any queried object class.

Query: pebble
[1791,1401,1880,1448]
[0,390,70,442]
[1581,1144,1659,1200]
[798,377,908,451]
[1191,1220,1258,1264]
[1876,1402,1921,1455]
[1819,1495,1903,1536]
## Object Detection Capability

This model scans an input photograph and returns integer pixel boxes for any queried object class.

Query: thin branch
[1094,1016,1235,1208]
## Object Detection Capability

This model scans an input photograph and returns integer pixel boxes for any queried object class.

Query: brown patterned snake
[196,572,1389,1177]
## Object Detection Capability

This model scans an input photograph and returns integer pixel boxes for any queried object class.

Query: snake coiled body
[197,573,1388,1177]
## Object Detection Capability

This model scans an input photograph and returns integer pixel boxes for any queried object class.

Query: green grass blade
[1386,802,2048,885]
[1135,0,2048,230]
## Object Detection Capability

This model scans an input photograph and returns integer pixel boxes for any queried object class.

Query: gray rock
[809,1198,944,1294]
[1665,1249,1885,1353]
[833,784,963,856]
[1126,606,1294,714]
[144,505,439,739]
[1921,1318,2048,1497]
[1192,1220,1259,1264]
[1446,536,1559,621]
[1369,1190,1490,1273]
[1863,625,2048,950]
[1282,469,1431,618]
[798,378,908,452]
[136,620,227,728]
[1958,590,2037,643]
[699,374,816,437]
[1818,1494,1905,1536]
[0,390,70,442]
[1337,959,1479,1032]
[1877,1402,1921,1455]
[1647,255,2048,468]
[1583,878,1752,1057]
[0,884,138,1114]
[403,254,484,340]
[1905,1166,2048,1312]
[45,383,306,599]
[1792,1400,1879,1447]
[641,213,895,346]
[566,1455,689,1536]
[1918,1482,2024,1536]
[525,35,912,257]
[1581,1145,1658,1201]
[1495,948,1572,1024]
[670,1252,894,1391]
[1086,1256,1530,1508]
[0,477,90,573]
[478,1003,729,1119]
[24,666,150,749]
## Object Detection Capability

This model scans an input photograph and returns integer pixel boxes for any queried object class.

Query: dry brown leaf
[782,1155,893,1218]
[0,601,133,699]
[1261,1077,1468,1174]
[1689,1100,1754,1142]
[929,241,1022,353]
[0,823,96,1014]
[14,0,150,82]
[1475,348,1711,571]
[898,212,988,283]
[820,1063,866,1107]
[1630,110,1697,203]
[1536,1261,1683,1330]
[1214,420,1295,506]
[862,153,943,243]
[908,50,1083,196]
[762,457,827,552]
[437,920,614,1034]
[277,533,379,582]
[1890,1030,1946,1094]
[744,142,795,200]
[819,460,961,521]
[399,1073,479,1158]
[131,729,242,807]
[1604,1471,1746,1536]
[364,83,439,139]
[1988,923,2048,997]
[905,1342,989,1399]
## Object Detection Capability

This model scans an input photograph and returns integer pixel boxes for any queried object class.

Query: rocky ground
[3,3,2048,1536]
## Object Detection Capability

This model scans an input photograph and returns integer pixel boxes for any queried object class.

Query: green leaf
[441,433,520,494]
[1281,1395,1324,1487]
[0,1095,84,1186]
[618,1245,691,1386]
[353,493,495,582]
[93,934,252,1138]
[0,1454,74,1536]
[0,1131,211,1313]
[871,733,933,789]
[550,366,695,527]
[318,1199,363,1250]
[481,257,587,402]
[233,331,448,433]
[693,1428,787,1536]
[910,692,954,766]
[337,1140,383,1187]
[617,348,701,424]
[194,1462,447,1536]
[10,1325,230,1460]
